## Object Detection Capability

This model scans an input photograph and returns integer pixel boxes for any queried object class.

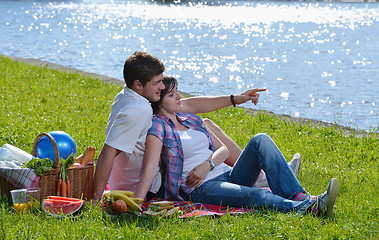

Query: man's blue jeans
[190,133,315,213]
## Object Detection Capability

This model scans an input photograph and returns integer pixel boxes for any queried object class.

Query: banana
[109,190,134,197]
[102,192,112,202]
[131,197,144,204]
[112,193,142,212]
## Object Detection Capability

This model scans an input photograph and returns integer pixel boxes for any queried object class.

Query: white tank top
[178,128,231,195]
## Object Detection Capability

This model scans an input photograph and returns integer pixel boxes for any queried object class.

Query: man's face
[140,73,165,102]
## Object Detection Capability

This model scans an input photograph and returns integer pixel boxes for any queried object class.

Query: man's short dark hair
[123,51,165,88]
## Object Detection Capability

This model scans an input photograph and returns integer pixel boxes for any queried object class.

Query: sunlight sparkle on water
[1,0,377,130]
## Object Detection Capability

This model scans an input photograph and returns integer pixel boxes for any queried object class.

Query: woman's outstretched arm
[135,135,163,200]
[181,88,266,114]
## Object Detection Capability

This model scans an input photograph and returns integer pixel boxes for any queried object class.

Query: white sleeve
[105,106,150,154]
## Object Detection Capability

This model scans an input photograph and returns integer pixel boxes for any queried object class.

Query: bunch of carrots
[57,154,75,197]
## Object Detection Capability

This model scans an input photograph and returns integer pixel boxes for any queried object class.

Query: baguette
[150,201,174,206]
[80,146,95,165]
[157,205,174,211]
[74,154,83,164]
[166,207,180,216]
[144,208,167,216]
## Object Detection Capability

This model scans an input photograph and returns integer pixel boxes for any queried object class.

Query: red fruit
[110,200,127,215]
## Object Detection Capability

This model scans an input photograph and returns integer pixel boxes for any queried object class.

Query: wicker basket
[0,132,94,202]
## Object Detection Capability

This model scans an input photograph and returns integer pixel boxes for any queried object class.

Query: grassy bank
[0,55,378,239]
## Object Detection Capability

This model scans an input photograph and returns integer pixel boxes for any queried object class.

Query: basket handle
[32,132,61,169]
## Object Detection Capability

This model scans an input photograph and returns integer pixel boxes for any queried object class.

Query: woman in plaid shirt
[136,76,339,218]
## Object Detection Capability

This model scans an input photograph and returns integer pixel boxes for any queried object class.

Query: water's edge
[4,54,372,138]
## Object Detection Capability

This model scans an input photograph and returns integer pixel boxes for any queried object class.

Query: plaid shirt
[148,112,215,200]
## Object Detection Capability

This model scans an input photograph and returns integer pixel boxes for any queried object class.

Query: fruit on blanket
[102,190,135,203]
[109,199,128,215]
[102,190,143,213]
[131,197,144,204]
[112,193,142,212]
[109,190,134,197]
[43,196,84,216]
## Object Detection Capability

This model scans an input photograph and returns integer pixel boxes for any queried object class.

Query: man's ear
[133,80,143,91]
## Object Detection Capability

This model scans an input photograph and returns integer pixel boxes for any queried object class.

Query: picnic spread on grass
[1,130,254,219]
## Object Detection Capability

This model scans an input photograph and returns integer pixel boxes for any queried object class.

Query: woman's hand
[235,88,266,105]
[186,161,211,188]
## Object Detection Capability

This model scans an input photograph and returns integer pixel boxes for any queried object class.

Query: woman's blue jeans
[190,133,315,214]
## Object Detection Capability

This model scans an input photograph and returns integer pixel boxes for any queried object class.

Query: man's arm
[181,88,266,114]
[92,144,121,201]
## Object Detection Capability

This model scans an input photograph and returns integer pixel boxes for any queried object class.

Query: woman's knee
[202,118,211,125]
[249,133,271,144]
[203,118,221,132]
[244,133,274,153]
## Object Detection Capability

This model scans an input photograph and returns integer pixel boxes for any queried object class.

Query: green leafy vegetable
[23,157,54,176]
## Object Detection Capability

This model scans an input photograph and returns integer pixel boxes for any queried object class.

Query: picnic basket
[0,132,94,201]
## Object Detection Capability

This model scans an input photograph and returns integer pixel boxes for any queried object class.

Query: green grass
[0,55,378,239]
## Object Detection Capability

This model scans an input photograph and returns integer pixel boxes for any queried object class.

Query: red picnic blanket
[102,185,256,218]
[141,198,256,218]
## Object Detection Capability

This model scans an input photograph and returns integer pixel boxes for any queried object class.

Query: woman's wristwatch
[206,159,215,171]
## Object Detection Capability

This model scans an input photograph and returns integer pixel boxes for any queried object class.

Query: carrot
[57,179,62,196]
[66,179,70,198]
[61,181,67,197]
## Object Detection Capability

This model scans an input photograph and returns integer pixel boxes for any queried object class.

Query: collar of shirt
[123,86,151,105]
[154,112,203,129]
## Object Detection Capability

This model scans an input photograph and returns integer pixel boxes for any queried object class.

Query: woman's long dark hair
[151,75,178,114]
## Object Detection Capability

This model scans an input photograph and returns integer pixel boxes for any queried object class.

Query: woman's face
[159,85,182,115]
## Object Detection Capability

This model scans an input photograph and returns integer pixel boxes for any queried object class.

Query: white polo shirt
[105,86,161,193]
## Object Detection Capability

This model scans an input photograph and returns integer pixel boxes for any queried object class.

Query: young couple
[93,51,338,218]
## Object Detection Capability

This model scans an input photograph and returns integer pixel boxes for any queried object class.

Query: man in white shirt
[92,51,265,201]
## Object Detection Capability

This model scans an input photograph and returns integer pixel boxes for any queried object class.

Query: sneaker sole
[326,178,339,218]
[289,153,301,176]
[293,154,301,176]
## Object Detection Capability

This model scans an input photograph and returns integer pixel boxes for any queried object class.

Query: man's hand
[234,88,266,106]
[186,161,211,188]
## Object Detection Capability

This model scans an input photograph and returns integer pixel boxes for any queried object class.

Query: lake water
[1,0,378,131]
